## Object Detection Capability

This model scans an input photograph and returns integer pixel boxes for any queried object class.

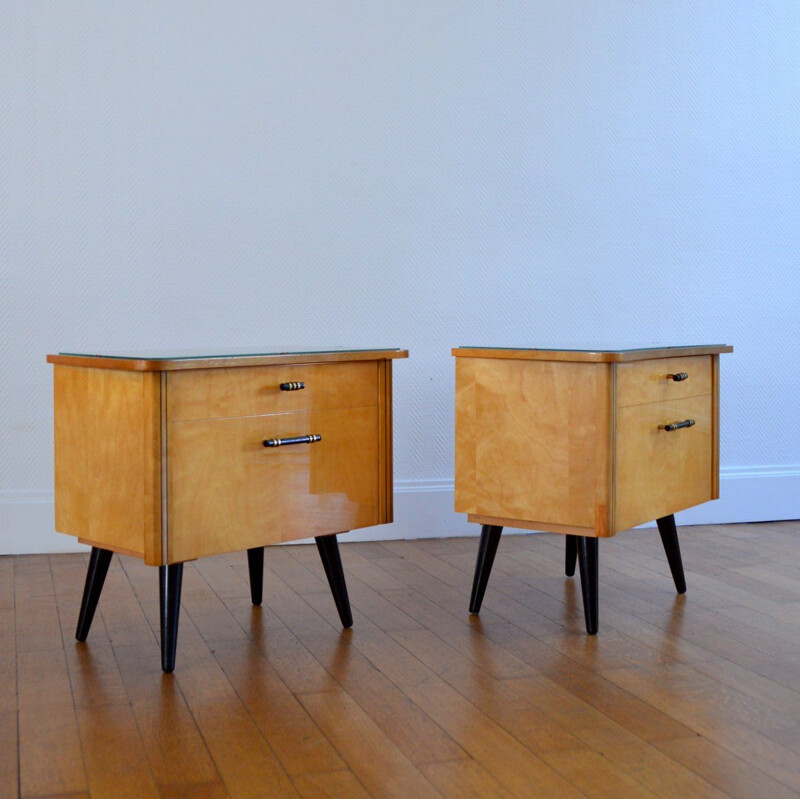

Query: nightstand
[48,347,408,671]
[453,344,732,634]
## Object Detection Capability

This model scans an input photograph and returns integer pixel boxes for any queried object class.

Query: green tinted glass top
[59,347,404,361]
[458,343,727,353]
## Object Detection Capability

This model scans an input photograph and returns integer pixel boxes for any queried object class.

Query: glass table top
[58,347,405,361]
[457,343,729,353]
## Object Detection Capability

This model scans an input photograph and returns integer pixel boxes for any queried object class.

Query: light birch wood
[53,366,160,561]
[167,361,378,422]
[455,358,610,532]
[51,353,402,565]
[455,346,728,537]
[615,395,713,531]
[167,407,380,563]
[53,366,89,538]
[616,355,712,407]
[711,354,721,499]
[377,360,393,524]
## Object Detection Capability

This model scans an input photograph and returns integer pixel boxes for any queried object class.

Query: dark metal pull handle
[263,434,322,447]
[662,419,695,432]
[280,381,306,391]
[667,372,688,381]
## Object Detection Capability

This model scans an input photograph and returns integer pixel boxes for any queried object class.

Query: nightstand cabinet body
[456,350,721,537]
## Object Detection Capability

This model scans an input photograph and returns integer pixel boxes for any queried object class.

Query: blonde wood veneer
[455,350,725,537]
[166,407,380,562]
[455,358,612,533]
[615,395,713,531]
[52,355,400,565]
[167,361,377,421]
[53,366,161,562]
[711,354,721,499]
[616,355,712,407]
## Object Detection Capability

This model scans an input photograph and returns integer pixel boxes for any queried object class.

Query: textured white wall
[2,2,799,553]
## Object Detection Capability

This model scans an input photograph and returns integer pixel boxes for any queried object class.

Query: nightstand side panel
[712,354,721,499]
[54,366,161,560]
[54,365,90,538]
[456,358,608,530]
[377,359,394,524]
[454,358,478,513]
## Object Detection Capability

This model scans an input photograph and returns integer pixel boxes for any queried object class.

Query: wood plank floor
[3,521,800,798]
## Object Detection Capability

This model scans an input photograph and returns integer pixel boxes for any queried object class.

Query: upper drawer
[168,360,378,421]
[616,355,712,408]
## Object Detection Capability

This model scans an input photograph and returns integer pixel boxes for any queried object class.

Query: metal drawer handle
[667,372,688,382]
[280,381,306,391]
[661,419,695,432]
[263,434,322,448]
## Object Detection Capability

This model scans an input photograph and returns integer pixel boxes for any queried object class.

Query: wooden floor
[3,521,800,798]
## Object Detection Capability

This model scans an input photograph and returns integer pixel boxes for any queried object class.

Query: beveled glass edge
[58,347,406,361]
[456,344,729,353]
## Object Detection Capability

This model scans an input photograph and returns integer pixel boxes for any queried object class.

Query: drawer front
[168,361,378,421]
[616,355,712,408]
[615,395,713,531]
[167,407,379,562]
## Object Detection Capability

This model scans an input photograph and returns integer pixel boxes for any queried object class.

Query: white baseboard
[2,466,798,555]
[0,491,84,555]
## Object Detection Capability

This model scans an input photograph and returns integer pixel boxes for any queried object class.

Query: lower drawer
[166,407,379,562]
[615,395,713,531]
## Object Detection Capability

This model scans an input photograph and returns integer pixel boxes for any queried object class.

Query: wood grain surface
[5,521,799,798]
[455,358,611,531]
[616,355,712,407]
[167,360,378,421]
[167,406,381,562]
[53,366,160,562]
[615,395,713,531]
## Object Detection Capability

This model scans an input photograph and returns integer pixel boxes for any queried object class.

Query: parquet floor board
[2,521,798,796]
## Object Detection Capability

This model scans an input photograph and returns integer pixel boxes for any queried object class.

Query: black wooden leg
[159,563,184,673]
[76,547,113,641]
[577,536,599,635]
[656,514,687,594]
[565,534,578,577]
[315,535,353,628]
[469,525,503,614]
[247,546,264,606]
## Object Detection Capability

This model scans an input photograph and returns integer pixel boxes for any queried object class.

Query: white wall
[2,2,799,554]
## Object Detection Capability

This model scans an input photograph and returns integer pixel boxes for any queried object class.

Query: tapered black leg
[656,514,687,594]
[315,535,352,628]
[159,563,184,673]
[565,535,578,577]
[469,525,503,614]
[577,536,599,635]
[76,547,113,641]
[247,546,264,606]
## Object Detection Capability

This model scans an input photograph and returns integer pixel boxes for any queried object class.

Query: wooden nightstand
[48,347,408,671]
[453,344,733,634]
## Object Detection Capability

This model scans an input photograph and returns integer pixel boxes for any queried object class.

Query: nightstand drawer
[615,395,713,531]
[616,355,712,408]
[168,361,378,421]
[167,406,380,562]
